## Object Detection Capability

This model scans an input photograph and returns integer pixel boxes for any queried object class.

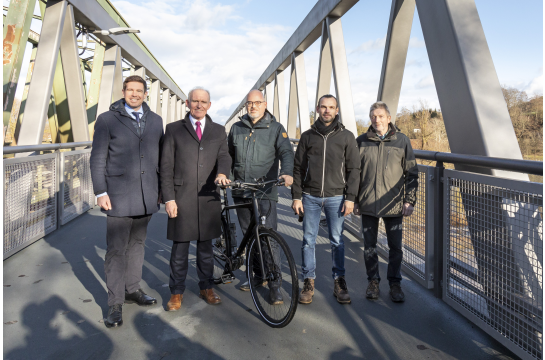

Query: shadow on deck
[3,188,517,360]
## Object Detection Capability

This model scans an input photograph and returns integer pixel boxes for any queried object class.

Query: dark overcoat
[90,99,163,217]
[160,114,232,242]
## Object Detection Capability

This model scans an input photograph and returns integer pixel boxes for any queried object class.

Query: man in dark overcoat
[90,75,163,328]
[160,87,232,311]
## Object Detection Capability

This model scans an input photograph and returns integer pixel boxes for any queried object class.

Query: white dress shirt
[189,114,206,134]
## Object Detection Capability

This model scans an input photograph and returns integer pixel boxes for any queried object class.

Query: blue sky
[8,0,543,124]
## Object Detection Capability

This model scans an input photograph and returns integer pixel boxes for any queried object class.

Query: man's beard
[248,112,261,120]
[320,115,334,124]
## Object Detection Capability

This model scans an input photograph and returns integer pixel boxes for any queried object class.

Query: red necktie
[196,121,202,140]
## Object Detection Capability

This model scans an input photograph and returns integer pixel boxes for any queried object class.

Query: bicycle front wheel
[247,227,299,328]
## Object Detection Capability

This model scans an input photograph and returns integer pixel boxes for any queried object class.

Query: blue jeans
[301,194,345,280]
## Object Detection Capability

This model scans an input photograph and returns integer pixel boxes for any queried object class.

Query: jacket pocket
[105,166,125,176]
[174,178,183,186]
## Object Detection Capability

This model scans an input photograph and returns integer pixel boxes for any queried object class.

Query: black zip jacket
[292,116,360,201]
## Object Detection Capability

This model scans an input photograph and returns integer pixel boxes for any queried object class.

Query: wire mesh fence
[444,170,543,360]
[60,150,94,225]
[3,154,57,258]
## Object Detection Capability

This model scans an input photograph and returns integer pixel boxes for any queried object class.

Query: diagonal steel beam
[86,41,105,138]
[326,16,358,136]
[59,4,89,142]
[161,88,171,130]
[273,70,287,129]
[149,79,162,116]
[18,0,67,146]
[377,0,416,123]
[315,20,333,108]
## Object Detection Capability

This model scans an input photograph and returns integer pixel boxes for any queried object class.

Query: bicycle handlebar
[218,178,285,190]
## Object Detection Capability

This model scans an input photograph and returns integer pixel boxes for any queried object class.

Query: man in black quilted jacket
[356,101,419,303]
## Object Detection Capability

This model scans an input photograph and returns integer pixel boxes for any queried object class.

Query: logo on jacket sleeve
[282,132,288,138]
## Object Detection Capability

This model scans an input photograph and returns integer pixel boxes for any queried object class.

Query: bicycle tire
[247,227,299,328]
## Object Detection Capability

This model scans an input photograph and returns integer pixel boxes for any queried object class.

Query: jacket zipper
[303,161,310,182]
[313,128,332,197]
[341,161,345,184]
[385,149,390,169]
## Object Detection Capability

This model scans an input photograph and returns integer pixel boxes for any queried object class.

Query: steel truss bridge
[3,1,543,359]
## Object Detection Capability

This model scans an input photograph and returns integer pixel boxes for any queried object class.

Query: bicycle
[213,178,299,328]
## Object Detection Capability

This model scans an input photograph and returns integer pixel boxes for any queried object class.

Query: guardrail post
[433,161,444,298]
[56,149,64,229]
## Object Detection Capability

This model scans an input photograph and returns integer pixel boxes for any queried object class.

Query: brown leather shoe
[166,294,183,311]
[199,288,221,305]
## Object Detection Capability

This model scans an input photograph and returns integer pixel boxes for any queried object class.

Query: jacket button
[141,155,144,158]
[199,164,203,167]
[199,147,203,150]
[141,171,145,174]
[140,139,143,142]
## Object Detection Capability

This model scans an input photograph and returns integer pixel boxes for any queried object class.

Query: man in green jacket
[228,89,294,303]
[356,101,418,302]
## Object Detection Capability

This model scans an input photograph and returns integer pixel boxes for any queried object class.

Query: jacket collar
[182,113,214,142]
[110,98,151,137]
[310,114,344,137]
[367,123,397,142]
[239,109,275,129]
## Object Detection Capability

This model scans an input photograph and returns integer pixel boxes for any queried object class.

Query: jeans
[361,215,403,285]
[233,197,278,282]
[301,194,345,280]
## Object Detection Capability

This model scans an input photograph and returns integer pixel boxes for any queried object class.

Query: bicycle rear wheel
[247,227,298,328]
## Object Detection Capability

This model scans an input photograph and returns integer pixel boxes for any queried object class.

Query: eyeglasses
[190,100,209,106]
[246,101,265,108]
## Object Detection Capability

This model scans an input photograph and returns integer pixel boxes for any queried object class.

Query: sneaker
[389,283,405,302]
[333,276,351,304]
[366,280,380,300]
[299,278,314,304]
[240,279,267,291]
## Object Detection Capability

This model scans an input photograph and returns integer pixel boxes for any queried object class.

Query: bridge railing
[3,142,93,259]
[291,137,543,360]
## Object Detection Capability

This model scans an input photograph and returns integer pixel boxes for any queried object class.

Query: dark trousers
[361,215,403,285]
[233,197,278,281]
[169,240,214,294]
[105,214,152,306]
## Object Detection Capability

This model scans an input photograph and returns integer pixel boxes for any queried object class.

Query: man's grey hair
[188,86,211,102]
[369,101,391,118]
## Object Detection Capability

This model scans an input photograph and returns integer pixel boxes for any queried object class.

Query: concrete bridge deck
[3,188,517,360]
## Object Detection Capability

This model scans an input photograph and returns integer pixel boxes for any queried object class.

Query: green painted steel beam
[86,41,105,138]
[52,51,73,143]
[3,0,37,134]
[13,45,38,145]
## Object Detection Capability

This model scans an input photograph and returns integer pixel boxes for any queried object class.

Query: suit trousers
[105,214,152,306]
[169,240,214,294]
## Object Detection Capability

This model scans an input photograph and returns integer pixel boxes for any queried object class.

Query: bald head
[246,89,267,123]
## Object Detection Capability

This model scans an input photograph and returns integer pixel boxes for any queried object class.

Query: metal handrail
[3,141,92,154]
[289,138,543,176]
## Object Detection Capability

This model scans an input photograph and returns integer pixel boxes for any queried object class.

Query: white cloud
[525,74,543,96]
[415,75,434,89]
[351,36,386,54]
[112,0,292,123]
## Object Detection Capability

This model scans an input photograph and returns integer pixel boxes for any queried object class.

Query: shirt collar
[189,114,205,127]
[125,102,143,119]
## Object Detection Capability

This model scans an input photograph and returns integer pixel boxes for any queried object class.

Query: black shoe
[366,280,380,300]
[333,276,351,304]
[389,283,405,302]
[105,304,123,328]
[125,289,157,306]
[269,282,284,305]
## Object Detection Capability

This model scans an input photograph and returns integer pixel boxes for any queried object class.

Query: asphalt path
[3,187,516,360]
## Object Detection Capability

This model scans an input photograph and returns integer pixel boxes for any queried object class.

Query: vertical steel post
[133,66,145,79]
[3,0,37,135]
[96,44,121,118]
[265,82,274,114]
[377,0,416,123]
[18,0,67,146]
[161,89,171,130]
[433,161,444,298]
[293,52,310,134]
[325,16,358,137]
[59,5,89,142]
[13,45,38,144]
[169,95,177,123]
[273,70,287,129]
[287,57,299,138]
[149,79,162,116]
[176,98,182,120]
